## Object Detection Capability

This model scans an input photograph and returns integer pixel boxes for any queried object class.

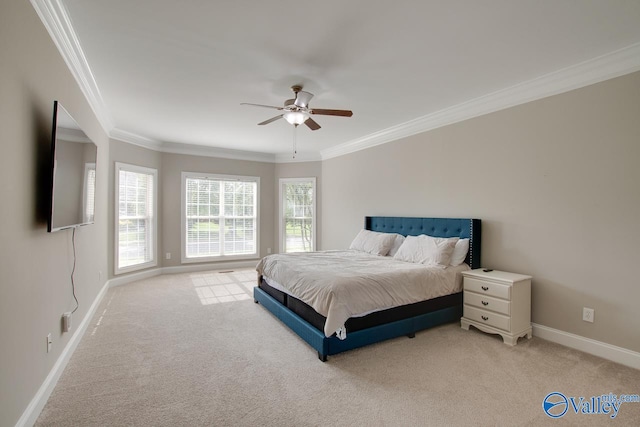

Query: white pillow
[450,238,470,266]
[349,229,396,256]
[393,234,459,267]
[387,234,405,257]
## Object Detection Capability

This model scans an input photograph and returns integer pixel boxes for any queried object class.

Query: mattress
[259,278,463,335]
[256,250,468,338]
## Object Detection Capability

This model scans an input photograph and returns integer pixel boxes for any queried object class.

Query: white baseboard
[532,323,640,370]
[37,268,631,426]
[16,279,111,427]
[108,261,257,288]
[109,267,163,287]
[161,260,257,275]
[16,262,259,426]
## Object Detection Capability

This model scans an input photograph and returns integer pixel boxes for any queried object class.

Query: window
[182,172,259,262]
[115,163,157,274]
[280,178,316,253]
[83,162,96,223]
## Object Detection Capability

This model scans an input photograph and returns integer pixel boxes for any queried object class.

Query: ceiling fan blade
[304,117,321,131]
[258,115,283,125]
[241,103,283,110]
[294,91,314,108]
[310,108,353,117]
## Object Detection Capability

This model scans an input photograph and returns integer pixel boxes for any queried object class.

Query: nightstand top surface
[462,268,532,283]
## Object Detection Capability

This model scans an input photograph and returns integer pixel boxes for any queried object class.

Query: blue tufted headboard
[365,216,482,269]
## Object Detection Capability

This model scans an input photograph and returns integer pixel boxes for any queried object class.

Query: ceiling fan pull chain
[292,124,297,159]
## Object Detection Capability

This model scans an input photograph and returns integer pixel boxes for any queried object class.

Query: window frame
[114,162,158,275]
[181,172,260,264]
[279,177,316,253]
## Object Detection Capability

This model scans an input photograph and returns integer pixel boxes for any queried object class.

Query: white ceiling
[39,0,640,162]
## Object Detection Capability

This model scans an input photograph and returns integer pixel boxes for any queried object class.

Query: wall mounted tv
[47,101,98,232]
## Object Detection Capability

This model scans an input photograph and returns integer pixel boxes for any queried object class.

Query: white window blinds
[184,174,258,260]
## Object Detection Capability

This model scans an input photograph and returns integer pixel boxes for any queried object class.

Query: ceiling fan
[241,85,353,131]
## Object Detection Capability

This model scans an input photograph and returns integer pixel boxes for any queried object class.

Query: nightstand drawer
[464,305,510,331]
[463,291,510,315]
[464,277,510,299]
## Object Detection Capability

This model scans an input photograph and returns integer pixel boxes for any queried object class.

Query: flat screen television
[47,101,98,232]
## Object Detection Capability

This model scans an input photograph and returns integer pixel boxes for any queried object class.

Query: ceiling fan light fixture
[283,110,308,125]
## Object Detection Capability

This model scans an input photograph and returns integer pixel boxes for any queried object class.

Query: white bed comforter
[256,250,468,339]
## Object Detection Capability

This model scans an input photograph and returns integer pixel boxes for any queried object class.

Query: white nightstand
[460,269,532,345]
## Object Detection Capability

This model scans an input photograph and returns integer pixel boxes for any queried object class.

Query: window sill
[181,253,259,264]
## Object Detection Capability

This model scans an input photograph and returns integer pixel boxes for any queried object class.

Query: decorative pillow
[349,229,396,256]
[387,234,406,257]
[450,238,470,266]
[393,234,459,267]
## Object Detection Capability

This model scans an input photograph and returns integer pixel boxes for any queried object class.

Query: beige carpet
[36,269,640,426]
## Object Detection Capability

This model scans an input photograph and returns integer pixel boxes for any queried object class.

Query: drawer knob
[481,301,489,306]
[481,316,489,321]
[481,286,489,291]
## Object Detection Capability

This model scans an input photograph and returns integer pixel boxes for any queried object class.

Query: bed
[254,216,481,361]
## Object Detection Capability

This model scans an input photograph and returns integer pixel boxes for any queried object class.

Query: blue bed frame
[254,216,481,361]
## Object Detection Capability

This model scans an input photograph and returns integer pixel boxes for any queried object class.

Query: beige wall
[108,140,163,278]
[160,153,276,267]
[107,150,319,274]
[274,161,322,251]
[321,71,640,352]
[0,1,110,425]
[4,2,639,424]
[104,153,322,272]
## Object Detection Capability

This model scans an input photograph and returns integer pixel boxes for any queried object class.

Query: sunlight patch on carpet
[190,269,256,305]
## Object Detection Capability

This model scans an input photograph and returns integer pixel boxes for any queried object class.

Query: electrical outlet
[267,248,272,254]
[583,307,594,323]
[62,312,72,332]
[166,252,171,260]
[47,333,52,353]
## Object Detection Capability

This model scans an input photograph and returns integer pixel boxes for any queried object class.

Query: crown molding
[274,151,322,163]
[110,128,320,164]
[31,0,114,132]
[110,127,164,150]
[110,127,323,163]
[110,128,277,163]
[109,128,322,163]
[159,140,277,163]
[34,0,640,164]
[32,0,283,163]
[321,42,640,160]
